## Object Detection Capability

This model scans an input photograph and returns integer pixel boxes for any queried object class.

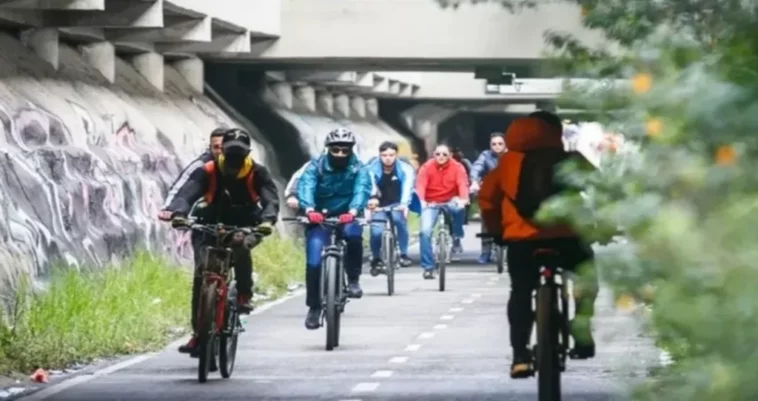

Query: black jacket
[162,151,213,210]
[164,159,279,226]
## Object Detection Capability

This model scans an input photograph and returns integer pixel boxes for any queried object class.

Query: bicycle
[170,217,268,383]
[530,248,572,401]
[425,202,455,292]
[475,233,506,274]
[368,205,402,296]
[282,214,368,351]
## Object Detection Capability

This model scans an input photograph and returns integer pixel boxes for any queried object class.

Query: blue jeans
[419,202,465,270]
[369,210,409,259]
[304,221,364,308]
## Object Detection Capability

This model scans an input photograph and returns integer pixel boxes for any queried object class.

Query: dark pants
[304,222,363,308]
[190,231,255,333]
[506,237,598,358]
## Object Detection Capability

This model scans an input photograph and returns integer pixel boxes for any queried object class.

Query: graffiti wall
[0,33,276,290]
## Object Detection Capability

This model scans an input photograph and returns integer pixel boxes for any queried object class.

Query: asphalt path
[20,224,659,401]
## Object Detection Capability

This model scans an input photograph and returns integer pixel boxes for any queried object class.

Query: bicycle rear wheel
[436,232,448,292]
[536,283,561,401]
[324,256,339,351]
[219,300,239,379]
[197,281,219,383]
[382,230,395,296]
[496,246,505,274]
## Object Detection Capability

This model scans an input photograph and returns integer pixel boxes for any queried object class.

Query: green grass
[0,235,305,375]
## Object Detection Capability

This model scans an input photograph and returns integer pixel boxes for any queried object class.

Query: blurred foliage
[439,0,758,399]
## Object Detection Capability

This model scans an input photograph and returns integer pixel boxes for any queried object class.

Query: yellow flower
[645,118,662,137]
[632,73,652,94]
[615,293,636,311]
[715,145,736,165]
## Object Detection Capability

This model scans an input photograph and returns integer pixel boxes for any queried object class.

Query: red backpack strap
[245,171,259,203]
[203,161,216,204]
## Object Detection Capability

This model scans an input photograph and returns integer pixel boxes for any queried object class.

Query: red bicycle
[171,217,267,383]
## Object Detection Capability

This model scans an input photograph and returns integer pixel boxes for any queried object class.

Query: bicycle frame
[538,263,571,368]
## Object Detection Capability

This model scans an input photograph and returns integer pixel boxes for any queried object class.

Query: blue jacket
[470,150,500,182]
[296,154,372,216]
[366,158,416,207]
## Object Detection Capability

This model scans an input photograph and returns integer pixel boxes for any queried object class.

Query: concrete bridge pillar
[21,28,59,70]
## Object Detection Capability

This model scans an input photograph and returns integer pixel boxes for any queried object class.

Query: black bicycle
[426,202,455,292]
[369,205,402,296]
[475,233,506,274]
[170,217,268,383]
[283,215,368,351]
[531,248,571,401]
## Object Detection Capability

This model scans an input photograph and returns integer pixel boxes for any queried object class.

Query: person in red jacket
[415,144,469,279]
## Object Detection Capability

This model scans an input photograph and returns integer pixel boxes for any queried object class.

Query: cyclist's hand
[306,211,324,224]
[231,231,245,244]
[469,182,480,193]
[158,210,173,221]
[396,205,408,218]
[285,196,299,209]
[257,221,274,236]
[367,198,379,210]
[338,213,355,224]
[455,198,468,209]
[170,216,188,228]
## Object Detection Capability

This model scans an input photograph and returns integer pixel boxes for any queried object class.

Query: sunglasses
[329,146,351,156]
[490,142,505,147]
[434,151,450,157]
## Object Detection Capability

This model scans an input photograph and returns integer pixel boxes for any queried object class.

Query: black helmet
[220,128,251,173]
[324,128,356,147]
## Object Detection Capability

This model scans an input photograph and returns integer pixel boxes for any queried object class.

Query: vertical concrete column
[389,80,401,94]
[317,90,334,115]
[295,85,316,112]
[334,93,350,118]
[172,57,204,93]
[270,82,293,109]
[20,28,59,70]
[365,97,379,118]
[80,41,115,83]
[350,96,366,119]
[131,52,164,91]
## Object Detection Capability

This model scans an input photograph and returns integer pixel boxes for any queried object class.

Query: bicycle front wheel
[324,256,339,351]
[219,300,239,379]
[382,230,395,295]
[436,233,448,292]
[536,283,561,401]
[197,281,219,383]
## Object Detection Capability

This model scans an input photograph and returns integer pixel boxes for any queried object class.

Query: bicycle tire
[436,232,447,292]
[382,230,395,296]
[197,281,219,383]
[334,263,345,348]
[219,299,239,379]
[496,246,505,274]
[324,255,339,351]
[536,283,561,401]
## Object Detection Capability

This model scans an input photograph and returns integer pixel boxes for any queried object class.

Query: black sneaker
[510,352,533,379]
[399,255,412,267]
[305,308,321,330]
[346,279,363,298]
[369,258,383,276]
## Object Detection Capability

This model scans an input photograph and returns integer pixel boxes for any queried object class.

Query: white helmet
[324,128,356,146]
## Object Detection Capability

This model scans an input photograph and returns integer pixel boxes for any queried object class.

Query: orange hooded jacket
[478,117,579,242]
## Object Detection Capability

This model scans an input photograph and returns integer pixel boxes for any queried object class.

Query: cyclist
[366,141,415,268]
[478,114,598,379]
[451,147,473,225]
[469,132,507,264]
[415,144,469,279]
[296,128,373,330]
[159,128,279,355]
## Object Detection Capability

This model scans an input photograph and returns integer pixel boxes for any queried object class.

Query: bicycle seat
[533,248,561,268]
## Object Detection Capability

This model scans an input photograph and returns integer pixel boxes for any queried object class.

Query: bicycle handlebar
[281,216,370,226]
[170,217,265,236]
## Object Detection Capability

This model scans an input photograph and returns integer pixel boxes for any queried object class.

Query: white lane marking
[417,332,435,339]
[449,307,464,312]
[371,370,394,378]
[487,281,496,285]
[17,289,308,401]
[489,276,500,281]
[389,356,409,364]
[434,324,448,330]
[352,382,380,392]
[440,315,455,320]
[471,293,482,298]
[405,344,422,351]
[462,299,474,304]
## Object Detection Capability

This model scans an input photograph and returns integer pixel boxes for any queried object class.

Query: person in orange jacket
[478,111,598,379]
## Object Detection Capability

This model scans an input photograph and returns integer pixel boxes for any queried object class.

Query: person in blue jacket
[366,141,415,270]
[296,127,374,330]
[469,131,507,264]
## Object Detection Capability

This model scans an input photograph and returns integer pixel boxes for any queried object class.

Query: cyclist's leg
[506,240,541,376]
[443,203,465,252]
[368,210,388,267]
[231,235,259,312]
[341,221,365,297]
[181,231,210,353]
[304,225,328,328]
[419,206,440,271]
[392,210,412,265]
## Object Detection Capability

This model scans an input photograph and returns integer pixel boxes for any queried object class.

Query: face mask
[328,153,350,170]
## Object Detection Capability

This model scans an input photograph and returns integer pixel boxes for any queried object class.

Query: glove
[307,211,324,224]
[243,233,260,249]
[257,222,274,236]
[338,213,355,224]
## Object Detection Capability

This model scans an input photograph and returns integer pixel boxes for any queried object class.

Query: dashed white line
[449,307,464,312]
[351,382,380,393]
[371,370,394,378]
[489,276,500,281]
[471,293,482,298]
[389,356,409,364]
[461,299,474,304]
[433,324,448,330]
[418,332,435,339]
[404,344,422,351]
[440,315,455,320]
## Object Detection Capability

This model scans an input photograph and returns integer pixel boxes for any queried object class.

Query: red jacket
[415,159,469,203]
